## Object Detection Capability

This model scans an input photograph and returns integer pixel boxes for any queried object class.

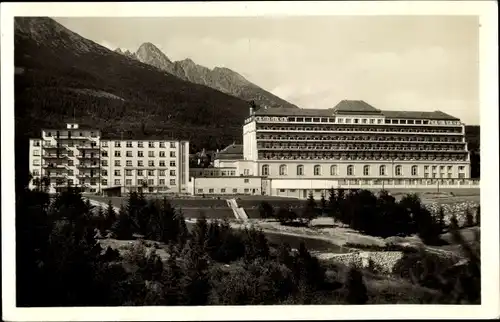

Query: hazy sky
[55,16,480,124]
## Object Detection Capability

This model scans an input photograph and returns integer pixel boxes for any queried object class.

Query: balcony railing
[257,127,462,135]
[42,163,66,168]
[77,145,100,150]
[42,154,68,159]
[77,164,100,168]
[43,144,67,150]
[77,154,100,159]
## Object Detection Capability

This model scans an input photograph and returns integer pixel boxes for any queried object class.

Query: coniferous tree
[345,267,368,304]
[465,206,474,227]
[105,199,117,231]
[302,191,317,224]
[475,205,480,226]
[328,187,337,219]
[179,240,211,305]
[320,192,327,215]
[112,207,134,240]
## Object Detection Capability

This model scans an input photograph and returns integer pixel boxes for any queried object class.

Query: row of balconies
[42,144,100,150]
[257,153,468,162]
[257,145,466,152]
[256,136,464,143]
[257,126,462,135]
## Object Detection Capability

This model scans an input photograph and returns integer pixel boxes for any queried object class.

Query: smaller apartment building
[187,176,263,196]
[29,123,190,194]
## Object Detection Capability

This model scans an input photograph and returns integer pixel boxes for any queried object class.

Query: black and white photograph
[1,1,498,321]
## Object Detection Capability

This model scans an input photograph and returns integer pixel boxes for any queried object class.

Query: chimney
[249,106,254,116]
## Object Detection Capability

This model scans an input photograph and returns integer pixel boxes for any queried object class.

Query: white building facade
[198,100,477,199]
[29,123,190,194]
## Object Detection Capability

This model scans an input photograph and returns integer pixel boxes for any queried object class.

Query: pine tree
[475,205,480,226]
[345,267,368,304]
[105,200,117,231]
[302,191,317,224]
[465,206,474,227]
[320,192,327,215]
[112,207,134,240]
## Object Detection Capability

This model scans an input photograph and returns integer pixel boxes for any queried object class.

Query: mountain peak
[136,42,173,68]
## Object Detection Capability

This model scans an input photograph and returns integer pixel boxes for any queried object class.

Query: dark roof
[381,110,459,121]
[218,144,243,155]
[215,144,243,160]
[253,100,461,121]
[254,107,334,117]
[332,100,382,115]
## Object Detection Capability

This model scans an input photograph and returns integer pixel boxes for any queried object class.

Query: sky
[54,16,480,124]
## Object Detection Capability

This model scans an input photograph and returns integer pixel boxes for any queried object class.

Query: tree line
[259,189,480,246]
[16,183,480,306]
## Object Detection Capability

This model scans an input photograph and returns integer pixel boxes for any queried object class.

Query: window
[347,165,354,176]
[102,179,108,185]
[395,165,403,176]
[101,169,107,176]
[159,161,166,167]
[126,151,132,157]
[244,188,250,193]
[424,166,429,171]
[68,170,74,176]
[170,161,176,167]
[137,142,143,148]
[363,165,370,176]
[149,142,155,148]
[221,188,226,193]
[102,141,108,147]
[424,173,429,178]
[138,170,143,176]
[209,188,214,193]
[170,142,176,148]
[170,170,176,176]
[279,164,287,176]
[137,151,144,157]
[411,165,418,176]
[102,151,108,157]
[126,160,132,167]
[114,141,121,147]
[148,170,155,176]
[447,173,452,178]
[33,159,40,166]
[148,160,155,167]
[345,118,351,124]
[159,142,165,148]
[198,189,204,193]
[232,188,238,193]
[170,151,176,158]
[126,141,132,148]
[32,149,40,156]
[314,165,321,176]
[137,160,143,167]
[370,119,375,124]
[102,160,108,166]
[126,170,132,176]
[46,132,52,137]
[68,160,74,166]
[296,165,304,176]
[458,166,465,171]
[148,151,155,157]
[126,179,132,185]
[148,179,154,186]
[33,140,40,147]
[159,179,165,185]
[160,151,166,157]
[114,170,120,176]
[90,179,97,186]
[378,165,386,176]
[114,151,121,157]
[170,179,176,185]
[447,166,453,172]
[114,179,121,185]
[114,160,121,167]
[261,165,269,176]
[244,178,249,183]
[432,166,437,172]
[32,170,40,176]
[244,169,250,175]
[159,170,165,176]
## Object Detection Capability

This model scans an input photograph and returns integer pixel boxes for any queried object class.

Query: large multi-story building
[29,123,190,194]
[238,100,472,198]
